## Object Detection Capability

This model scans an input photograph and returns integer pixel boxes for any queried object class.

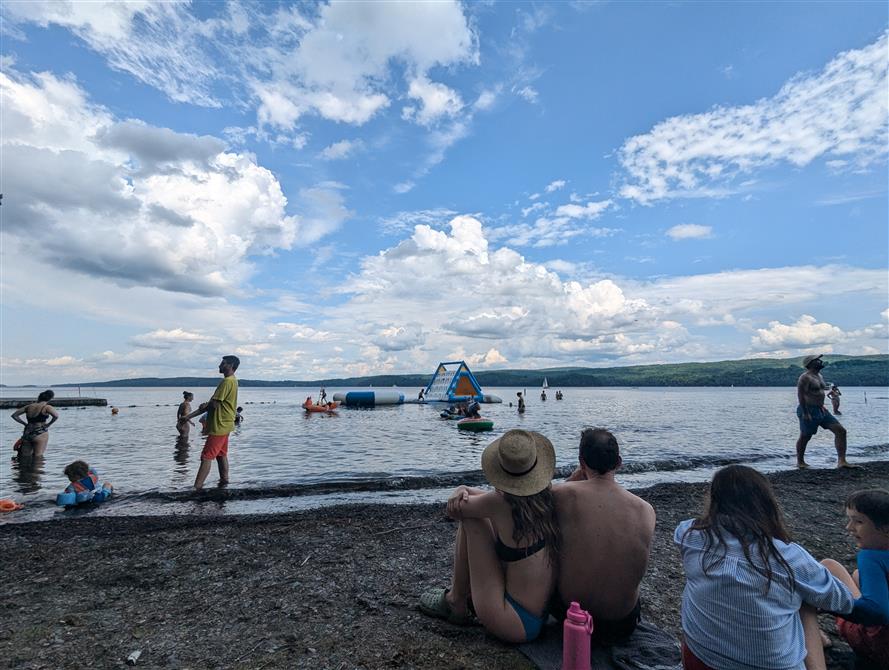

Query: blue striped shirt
[675,519,855,670]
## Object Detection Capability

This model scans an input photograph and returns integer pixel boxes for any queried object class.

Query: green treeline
[56,354,888,388]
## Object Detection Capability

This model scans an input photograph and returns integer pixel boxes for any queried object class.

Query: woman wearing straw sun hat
[419,429,561,643]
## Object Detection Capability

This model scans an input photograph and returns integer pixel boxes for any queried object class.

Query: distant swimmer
[541,389,547,401]
[795,354,855,469]
[235,406,244,425]
[177,391,195,441]
[827,384,842,415]
[517,391,526,414]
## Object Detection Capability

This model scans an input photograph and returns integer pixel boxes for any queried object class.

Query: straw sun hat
[481,429,556,496]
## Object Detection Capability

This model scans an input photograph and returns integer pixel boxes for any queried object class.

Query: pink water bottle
[562,601,593,670]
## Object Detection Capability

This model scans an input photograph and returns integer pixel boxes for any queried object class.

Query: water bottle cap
[566,601,589,624]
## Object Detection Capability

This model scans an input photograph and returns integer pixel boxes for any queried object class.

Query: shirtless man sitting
[795,353,854,469]
[551,428,656,645]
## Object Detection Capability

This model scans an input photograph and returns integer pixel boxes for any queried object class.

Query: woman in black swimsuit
[419,429,560,643]
[11,389,59,457]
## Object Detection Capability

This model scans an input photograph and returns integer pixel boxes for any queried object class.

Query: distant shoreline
[6,353,887,389]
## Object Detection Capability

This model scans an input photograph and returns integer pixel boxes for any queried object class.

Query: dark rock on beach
[1,463,887,669]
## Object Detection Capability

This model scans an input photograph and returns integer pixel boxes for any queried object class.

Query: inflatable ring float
[0,498,24,512]
[457,418,494,432]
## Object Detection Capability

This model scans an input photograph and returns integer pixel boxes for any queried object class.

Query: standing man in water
[795,354,853,469]
[182,355,240,489]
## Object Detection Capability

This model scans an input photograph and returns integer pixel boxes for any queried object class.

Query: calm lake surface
[2,386,887,523]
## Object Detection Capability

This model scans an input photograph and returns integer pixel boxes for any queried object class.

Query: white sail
[542,377,548,388]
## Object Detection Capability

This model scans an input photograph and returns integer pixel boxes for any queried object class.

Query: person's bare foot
[837,461,862,469]
[797,461,810,469]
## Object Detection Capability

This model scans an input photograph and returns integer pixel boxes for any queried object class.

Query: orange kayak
[303,401,339,413]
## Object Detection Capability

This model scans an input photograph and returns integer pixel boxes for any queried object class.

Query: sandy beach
[2,462,886,669]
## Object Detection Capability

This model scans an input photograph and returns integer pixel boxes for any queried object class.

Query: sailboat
[542,377,548,389]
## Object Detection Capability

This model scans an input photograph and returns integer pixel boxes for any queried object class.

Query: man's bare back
[553,467,655,620]
[547,429,657,628]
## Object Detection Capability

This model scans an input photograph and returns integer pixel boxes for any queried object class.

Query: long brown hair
[503,487,562,562]
[686,465,795,593]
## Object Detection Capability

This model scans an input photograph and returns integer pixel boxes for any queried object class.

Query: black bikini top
[495,535,546,562]
[27,404,50,423]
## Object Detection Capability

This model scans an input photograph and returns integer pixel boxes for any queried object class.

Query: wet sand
[2,462,886,669]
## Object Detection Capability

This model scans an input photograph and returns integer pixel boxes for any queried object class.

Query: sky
[0,1,887,385]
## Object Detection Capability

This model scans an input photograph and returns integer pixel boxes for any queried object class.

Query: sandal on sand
[419,588,474,626]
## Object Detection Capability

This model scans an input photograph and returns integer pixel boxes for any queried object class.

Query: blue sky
[1,1,887,384]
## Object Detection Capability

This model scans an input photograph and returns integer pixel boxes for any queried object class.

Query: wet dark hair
[846,489,889,529]
[579,428,621,474]
[503,488,562,564]
[222,355,240,371]
[64,460,90,481]
[183,391,194,400]
[37,390,54,402]
[236,406,243,412]
[687,465,795,593]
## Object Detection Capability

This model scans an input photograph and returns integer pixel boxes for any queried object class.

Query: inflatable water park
[333,361,502,408]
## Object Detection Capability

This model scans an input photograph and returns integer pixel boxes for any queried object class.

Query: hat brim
[481,431,556,496]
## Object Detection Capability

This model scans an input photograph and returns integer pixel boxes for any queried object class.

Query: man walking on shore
[795,354,854,469]
[183,355,240,489]
[551,429,656,644]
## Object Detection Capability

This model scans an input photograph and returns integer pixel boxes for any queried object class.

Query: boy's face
[845,507,889,550]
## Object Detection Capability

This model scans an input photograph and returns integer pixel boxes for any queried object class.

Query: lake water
[2,386,887,523]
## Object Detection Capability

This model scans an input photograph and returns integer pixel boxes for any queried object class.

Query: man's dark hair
[846,489,889,529]
[37,389,54,402]
[222,355,240,371]
[579,428,621,474]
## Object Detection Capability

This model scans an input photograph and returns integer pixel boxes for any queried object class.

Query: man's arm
[182,400,215,422]
[797,376,811,419]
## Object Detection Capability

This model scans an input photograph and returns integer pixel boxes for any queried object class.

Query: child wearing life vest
[60,460,113,505]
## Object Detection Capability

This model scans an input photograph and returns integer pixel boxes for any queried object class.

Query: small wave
[112,451,827,503]
[25,446,883,507]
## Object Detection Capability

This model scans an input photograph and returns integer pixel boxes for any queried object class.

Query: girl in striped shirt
[675,465,854,670]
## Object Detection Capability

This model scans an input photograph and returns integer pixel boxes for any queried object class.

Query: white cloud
[515,85,539,103]
[3,1,479,132]
[473,89,498,111]
[750,315,845,351]
[555,199,612,219]
[0,67,303,296]
[2,1,223,107]
[619,31,889,203]
[379,208,458,234]
[521,202,548,218]
[131,328,223,349]
[318,139,364,160]
[545,179,566,193]
[403,76,464,126]
[374,324,426,352]
[666,224,713,240]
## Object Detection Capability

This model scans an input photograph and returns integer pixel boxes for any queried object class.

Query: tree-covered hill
[54,354,888,388]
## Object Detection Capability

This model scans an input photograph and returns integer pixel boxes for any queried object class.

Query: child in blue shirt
[821,489,889,667]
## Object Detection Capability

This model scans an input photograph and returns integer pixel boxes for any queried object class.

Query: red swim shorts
[681,642,716,670]
[201,434,229,460]
[836,617,889,665]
